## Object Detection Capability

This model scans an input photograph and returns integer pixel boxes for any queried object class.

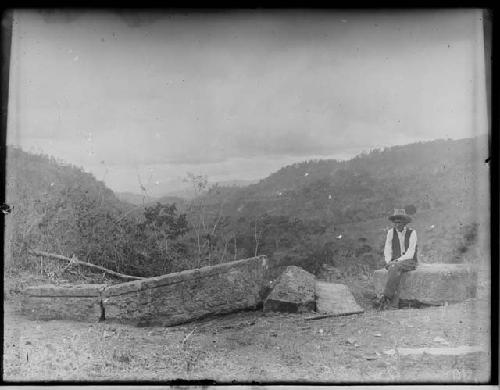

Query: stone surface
[103,255,274,326]
[21,284,106,321]
[24,284,107,297]
[373,263,478,305]
[20,255,290,325]
[315,281,364,316]
[263,266,316,313]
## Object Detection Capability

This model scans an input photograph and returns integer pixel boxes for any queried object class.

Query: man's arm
[383,229,393,264]
[397,230,417,261]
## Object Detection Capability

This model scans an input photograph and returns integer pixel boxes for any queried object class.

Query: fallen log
[28,249,145,281]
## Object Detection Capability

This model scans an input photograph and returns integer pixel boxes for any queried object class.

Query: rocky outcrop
[315,281,364,316]
[263,266,316,313]
[373,263,478,305]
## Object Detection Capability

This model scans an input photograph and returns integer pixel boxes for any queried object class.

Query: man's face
[393,220,407,231]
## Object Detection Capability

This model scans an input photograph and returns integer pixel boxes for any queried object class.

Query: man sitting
[375,209,418,310]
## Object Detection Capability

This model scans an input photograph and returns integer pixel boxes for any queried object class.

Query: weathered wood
[304,311,363,321]
[28,249,145,281]
[304,314,337,321]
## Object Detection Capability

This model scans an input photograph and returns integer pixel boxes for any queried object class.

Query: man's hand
[385,260,398,270]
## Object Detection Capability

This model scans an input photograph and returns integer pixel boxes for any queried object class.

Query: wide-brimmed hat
[388,208,412,223]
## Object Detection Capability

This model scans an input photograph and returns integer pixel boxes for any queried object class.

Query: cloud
[8,10,487,194]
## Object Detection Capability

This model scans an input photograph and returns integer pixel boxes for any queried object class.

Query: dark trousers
[383,258,417,306]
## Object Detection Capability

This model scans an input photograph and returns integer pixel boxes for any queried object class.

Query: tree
[184,173,228,267]
[138,202,189,272]
[141,203,188,242]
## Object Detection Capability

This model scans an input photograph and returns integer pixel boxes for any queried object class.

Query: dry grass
[3,204,490,383]
[3,294,491,383]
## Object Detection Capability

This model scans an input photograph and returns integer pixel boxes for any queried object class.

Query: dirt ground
[3,283,491,384]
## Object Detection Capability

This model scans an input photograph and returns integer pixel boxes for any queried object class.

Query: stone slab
[383,345,488,356]
[103,255,271,326]
[263,266,316,313]
[24,284,107,297]
[103,255,268,296]
[373,263,477,305]
[315,281,364,316]
[21,296,102,321]
[21,284,105,321]
[19,255,287,326]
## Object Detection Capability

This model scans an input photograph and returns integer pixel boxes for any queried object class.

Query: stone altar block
[21,284,106,321]
[373,263,477,305]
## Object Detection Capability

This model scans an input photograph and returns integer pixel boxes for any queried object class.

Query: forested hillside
[179,136,489,277]
[4,147,191,278]
[201,136,489,223]
[4,136,489,291]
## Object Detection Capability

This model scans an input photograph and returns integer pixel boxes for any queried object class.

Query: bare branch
[28,249,145,281]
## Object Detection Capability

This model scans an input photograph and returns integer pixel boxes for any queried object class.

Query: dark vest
[391,228,418,261]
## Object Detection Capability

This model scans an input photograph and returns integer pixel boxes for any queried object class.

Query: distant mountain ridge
[115,191,156,205]
[6,147,127,211]
[5,136,488,278]
[6,135,488,222]
[116,179,259,204]
[199,136,489,222]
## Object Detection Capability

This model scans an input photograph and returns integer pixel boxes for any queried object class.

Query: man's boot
[375,295,391,311]
[388,294,400,310]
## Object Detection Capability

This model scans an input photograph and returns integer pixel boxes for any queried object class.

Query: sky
[7,9,488,197]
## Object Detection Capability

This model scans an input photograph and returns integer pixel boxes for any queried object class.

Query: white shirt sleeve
[383,229,393,263]
[398,230,417,261]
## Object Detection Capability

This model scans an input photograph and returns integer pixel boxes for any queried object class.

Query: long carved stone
[21,284,106,321]
[18,255,313,325]
[373,263,478,305]
[102,255,272,326]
